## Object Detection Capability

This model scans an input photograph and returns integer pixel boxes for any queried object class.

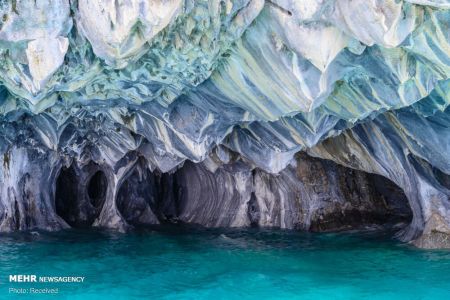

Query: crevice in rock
[266,0,293,16]
[14,199,20,230]
[247,192,260,227]
[433,167,450,190]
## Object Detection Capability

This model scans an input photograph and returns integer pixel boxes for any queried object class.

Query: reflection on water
[0,226,449,299]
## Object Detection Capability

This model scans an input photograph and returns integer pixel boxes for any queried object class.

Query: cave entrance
[366,173,413,227]
[309,168,413,232]
[55,165,107,228]
[88,171,107,209]
[116,163,160,227]
[55,165,78,227]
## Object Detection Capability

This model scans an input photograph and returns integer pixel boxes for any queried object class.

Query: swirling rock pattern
[0,1,449,248]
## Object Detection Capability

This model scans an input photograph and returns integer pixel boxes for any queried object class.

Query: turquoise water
[0,227,449,299]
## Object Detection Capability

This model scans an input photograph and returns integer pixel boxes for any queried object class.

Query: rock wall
[0,145,412,238]
[0,1,449,248]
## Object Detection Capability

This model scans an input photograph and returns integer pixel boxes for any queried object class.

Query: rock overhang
[0,0,449,248]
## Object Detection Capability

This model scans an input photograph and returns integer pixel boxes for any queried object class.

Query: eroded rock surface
[0,1,449,248]
[0,147,413,235]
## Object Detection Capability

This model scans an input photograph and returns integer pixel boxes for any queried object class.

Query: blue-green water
[1,227,450,299]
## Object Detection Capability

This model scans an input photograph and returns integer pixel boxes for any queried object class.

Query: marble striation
[0,0,449,248]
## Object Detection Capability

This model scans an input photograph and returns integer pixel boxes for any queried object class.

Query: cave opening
[366,173,413,226]
[116,163,160,227]
[55,165,79,227]
[113,155,414,233]
[54,153,412,234]
[309,170,413,233]
[55,165,107,228]
[87,171,107,209]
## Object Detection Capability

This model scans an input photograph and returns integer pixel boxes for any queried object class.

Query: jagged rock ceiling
[0,0,449,248]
